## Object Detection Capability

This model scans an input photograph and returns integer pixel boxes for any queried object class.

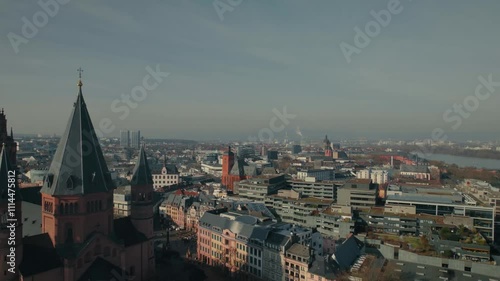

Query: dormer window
[66,176,74,189]
[91,172,97,184]
[45,173,54,188]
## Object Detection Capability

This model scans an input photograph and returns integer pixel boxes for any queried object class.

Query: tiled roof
[332,236,364,270]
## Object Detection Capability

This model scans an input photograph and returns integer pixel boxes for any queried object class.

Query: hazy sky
[1,0,500,141]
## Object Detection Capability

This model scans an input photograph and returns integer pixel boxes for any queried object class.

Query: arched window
[59,204,64,214]
[64,203,69,214]
[65,223,73,243]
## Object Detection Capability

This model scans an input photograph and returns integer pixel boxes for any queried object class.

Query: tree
[442,249,454,258]
[419,235,431,252]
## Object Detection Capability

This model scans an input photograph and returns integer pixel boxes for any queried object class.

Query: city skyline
[2,1,500,140]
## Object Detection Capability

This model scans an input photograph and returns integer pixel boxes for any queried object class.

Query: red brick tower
[221,146,234,190]
[324,135,333,157]
[130,146,156,280]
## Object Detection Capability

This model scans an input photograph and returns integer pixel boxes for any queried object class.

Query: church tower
[130,146,155,279]
[130,146,154,239]
[0,146,23,281]
[221,146,234,189]
[323,135,333,157]
[0,109,17,166]
[39,77,116,247]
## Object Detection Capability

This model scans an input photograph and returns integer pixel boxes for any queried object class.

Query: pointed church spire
[163,154,167,167]
[10,127,13,138]
[40,74,114,196]
[130,145,153,186]
[77,67,83,95]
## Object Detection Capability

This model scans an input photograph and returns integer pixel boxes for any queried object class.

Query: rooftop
[287,243,310,258]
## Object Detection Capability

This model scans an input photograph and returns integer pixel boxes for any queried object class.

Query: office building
[235,174,286,201]
[288,180,338,200]
[296,169,334,182]
[292,144,302,154]
[267,150,279,160]
[265,190,334,227]
[385,185,497,241]
[337,179,377,210]
[356,168,389,184]
[120,130,130,147]
[131,130,141,149]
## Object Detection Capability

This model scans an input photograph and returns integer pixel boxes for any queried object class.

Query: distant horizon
[2,1,500,143]
[11,131,500,143]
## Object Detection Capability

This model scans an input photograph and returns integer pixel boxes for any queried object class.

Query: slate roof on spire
[40,81,114,196]
[130,146,153,185]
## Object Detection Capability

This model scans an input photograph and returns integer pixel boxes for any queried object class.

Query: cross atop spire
[77,67,83,89]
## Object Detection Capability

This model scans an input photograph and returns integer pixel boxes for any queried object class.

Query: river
[411,152,500,170]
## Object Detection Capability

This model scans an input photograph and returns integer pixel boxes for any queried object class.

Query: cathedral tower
[39,78,115,247]
[130,146,155,280]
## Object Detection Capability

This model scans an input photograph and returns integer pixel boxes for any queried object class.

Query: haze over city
[1,0,500,141]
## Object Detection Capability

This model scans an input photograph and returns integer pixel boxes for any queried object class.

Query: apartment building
[235,174,287,201]
[288,180,340,200]
[386,187,497,241]
[161,192,196,228]
[186,202,216,232]
[356,168,389,184]
[337,179,377,210]
[364,205,448,236]
[197,210,349,281]
[265,189,333,227]
[315,205,355,239]
[399,164,431,180]
[113,185,132,217]
[296,169,335,181]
